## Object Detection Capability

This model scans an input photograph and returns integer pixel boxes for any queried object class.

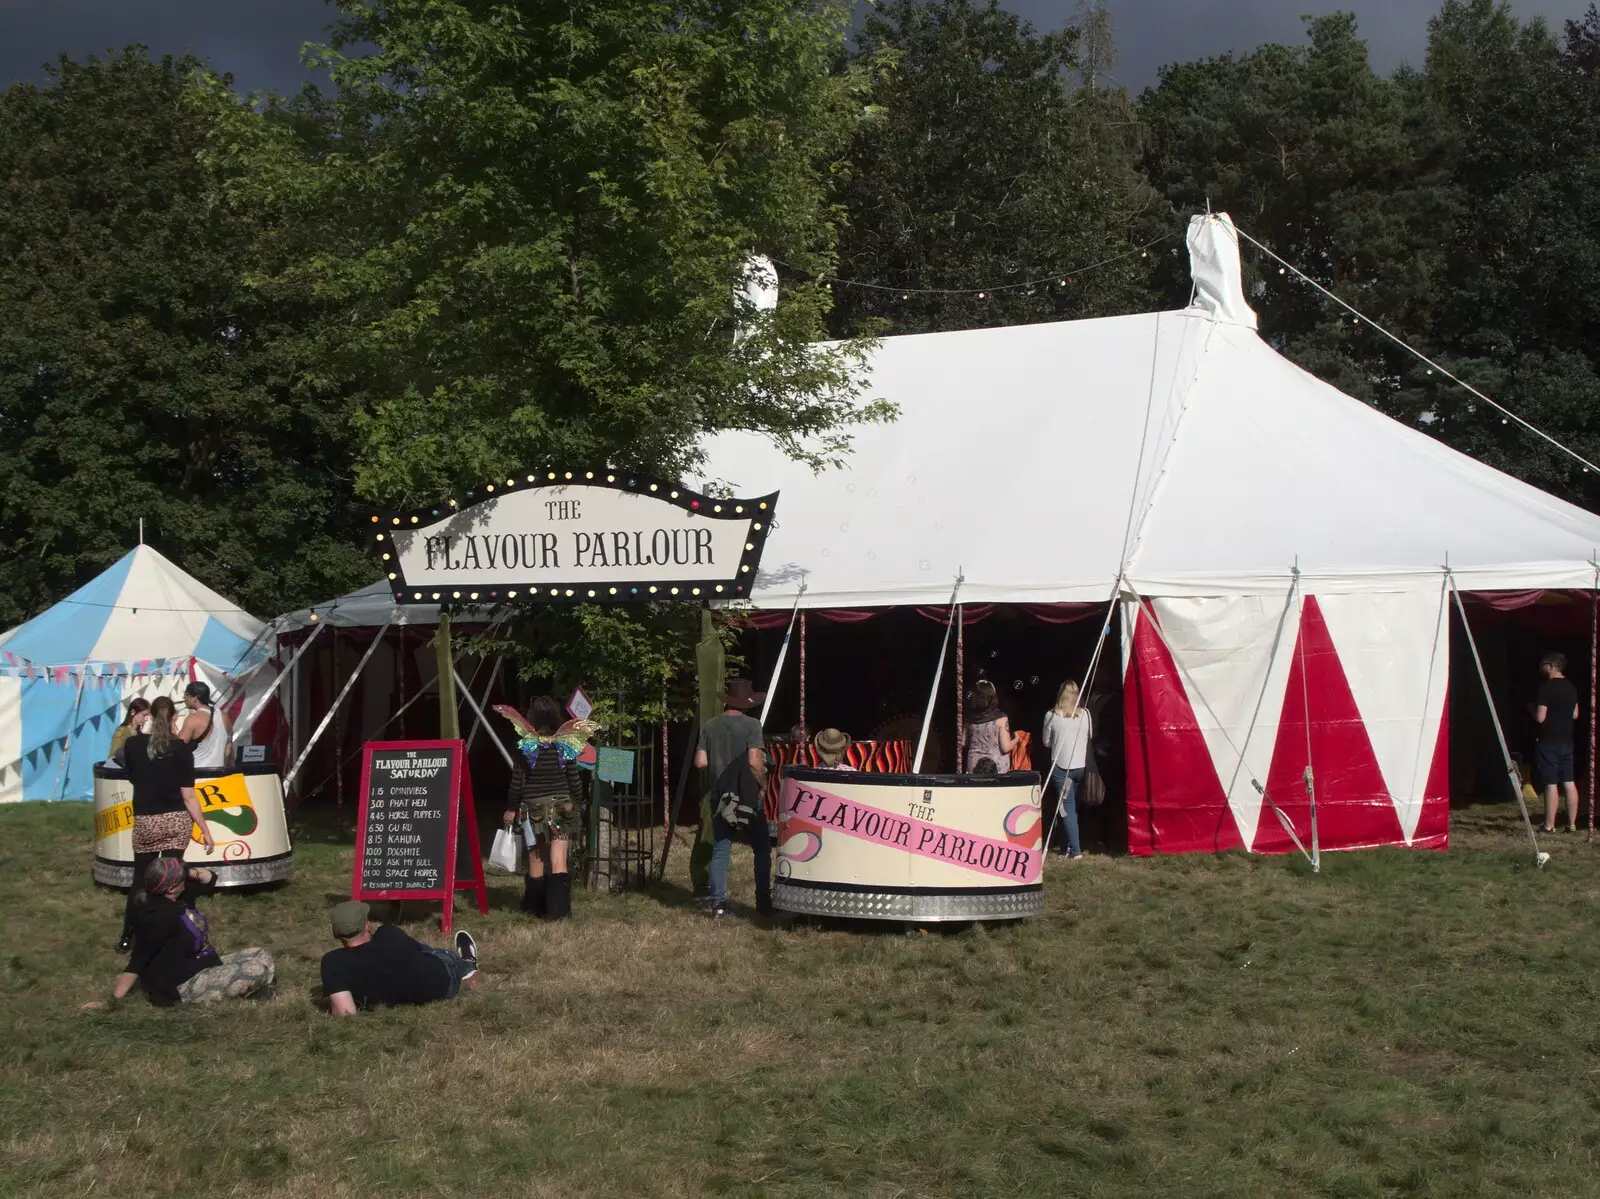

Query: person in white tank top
[179,681,232,769]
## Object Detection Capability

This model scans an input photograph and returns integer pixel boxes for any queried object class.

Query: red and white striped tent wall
[698,213,1600,856]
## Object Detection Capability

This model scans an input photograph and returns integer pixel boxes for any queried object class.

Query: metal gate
[584,724,659,893]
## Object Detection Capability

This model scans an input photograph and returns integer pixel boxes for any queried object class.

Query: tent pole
[232,619,327,745]
[1446,571,1545,866]
[799,611,807,735]
[758,584,806,729]
[453,665,515,770]
[1298,586,1319,874]
[435,613,459,741]
[955,605,965,770]
[465,657,504,750]
[914,572,964,772]
[50,669,91,801]
[282,609,395,795]
[1589,565,1598,843]
[1037,575,1122,859]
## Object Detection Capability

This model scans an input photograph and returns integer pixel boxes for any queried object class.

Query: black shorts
[1534,742,1575,788]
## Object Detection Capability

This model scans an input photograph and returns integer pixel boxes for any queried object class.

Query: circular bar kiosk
[773,766,1043,922]
[92,760,295,889]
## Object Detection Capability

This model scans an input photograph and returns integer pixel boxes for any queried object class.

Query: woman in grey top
[963,680,1014,772]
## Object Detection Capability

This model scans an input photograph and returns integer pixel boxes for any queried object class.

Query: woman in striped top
[501,695,584,921]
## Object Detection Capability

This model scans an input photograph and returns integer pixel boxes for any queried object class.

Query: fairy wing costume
[495,705,601,840]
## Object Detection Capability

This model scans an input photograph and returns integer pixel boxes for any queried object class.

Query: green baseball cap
[331,900,370,938]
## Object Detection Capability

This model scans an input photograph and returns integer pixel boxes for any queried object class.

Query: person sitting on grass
[321,901,479,1015]
[82,858,275,1009]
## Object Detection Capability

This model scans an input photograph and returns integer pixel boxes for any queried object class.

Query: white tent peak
[735,254,779,346]
[1186,213,1257,330]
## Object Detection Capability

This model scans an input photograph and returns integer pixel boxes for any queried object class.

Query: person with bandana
[83,858,274,1008]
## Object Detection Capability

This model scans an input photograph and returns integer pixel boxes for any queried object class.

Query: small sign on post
[596,746,636,784]
[566,686,593,722]
[353,740,488,934]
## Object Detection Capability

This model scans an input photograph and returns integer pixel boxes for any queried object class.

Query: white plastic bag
[488,827,520,874]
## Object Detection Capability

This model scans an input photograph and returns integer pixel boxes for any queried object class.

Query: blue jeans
[1046,767,1086,855]
[420,946,471,999]
[709,814,773,913]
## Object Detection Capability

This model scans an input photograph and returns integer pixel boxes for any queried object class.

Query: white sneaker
[454,929,479,978]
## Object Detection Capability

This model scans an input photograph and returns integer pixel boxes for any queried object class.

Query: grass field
[4,800,1600,1198]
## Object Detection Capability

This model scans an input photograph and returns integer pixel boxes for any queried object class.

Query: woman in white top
[1041,679,1092,859]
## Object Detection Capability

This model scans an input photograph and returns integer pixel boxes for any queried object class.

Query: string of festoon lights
[784,232,1177,300]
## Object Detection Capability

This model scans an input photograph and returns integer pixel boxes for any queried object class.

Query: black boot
[521,873,548,917]
[543,872,571,921]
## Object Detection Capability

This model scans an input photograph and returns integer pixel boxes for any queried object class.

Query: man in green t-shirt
[693,678,769,916]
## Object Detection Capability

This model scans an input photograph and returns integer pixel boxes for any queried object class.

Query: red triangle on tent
[1410,708,1450,851]
[1257,596,1406,854]
[1124,601,1243,856]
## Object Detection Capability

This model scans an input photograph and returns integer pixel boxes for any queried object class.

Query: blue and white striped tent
[0,546,268,802]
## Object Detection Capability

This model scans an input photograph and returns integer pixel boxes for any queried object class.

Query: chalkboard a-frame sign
[353,740,489,935]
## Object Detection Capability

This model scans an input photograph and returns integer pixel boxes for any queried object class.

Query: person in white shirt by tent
[1042,680,1092,860]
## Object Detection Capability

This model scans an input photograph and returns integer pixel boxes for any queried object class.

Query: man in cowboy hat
[695,678,767,782]
[694,678,770,917]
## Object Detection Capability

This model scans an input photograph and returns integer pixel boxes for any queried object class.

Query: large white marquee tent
[699,215,1600,856]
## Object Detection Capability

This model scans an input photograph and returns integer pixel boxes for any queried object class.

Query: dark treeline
[2,0,1598,633]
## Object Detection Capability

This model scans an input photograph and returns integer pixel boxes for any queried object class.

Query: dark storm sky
[0,0,1588,95]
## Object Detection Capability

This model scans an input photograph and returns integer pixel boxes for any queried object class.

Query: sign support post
[435,613,460,741]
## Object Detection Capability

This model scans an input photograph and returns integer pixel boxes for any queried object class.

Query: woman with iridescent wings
[495,696,599,921]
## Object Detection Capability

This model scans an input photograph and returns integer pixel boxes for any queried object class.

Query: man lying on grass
[321,900,480,1016]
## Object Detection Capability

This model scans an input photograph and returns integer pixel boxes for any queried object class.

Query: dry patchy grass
[4,800,1600,1197]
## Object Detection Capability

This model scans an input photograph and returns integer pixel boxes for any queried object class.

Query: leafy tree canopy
[827,0,1164,338]
[1140,3,1600,503]
[0,49,373,627]
[213,0,888,511]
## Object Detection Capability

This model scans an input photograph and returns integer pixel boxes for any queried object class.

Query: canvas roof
[697,216,1600,608]
[0,545,267,671]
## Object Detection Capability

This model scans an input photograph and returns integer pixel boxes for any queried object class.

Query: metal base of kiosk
[773,881,1043,923]
[92,852,295,891]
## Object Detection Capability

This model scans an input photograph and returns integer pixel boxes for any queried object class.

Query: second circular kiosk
[92,759,295,889]
[773,767,1044,922]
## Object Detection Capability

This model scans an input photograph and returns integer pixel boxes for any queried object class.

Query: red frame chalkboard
[352,739,489,934]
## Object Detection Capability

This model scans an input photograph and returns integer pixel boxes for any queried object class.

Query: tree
[215,0,885,511]
[1139,14,1449,392]
[827,0,1163,339]
[206,0,889,723]
[1139,5,1600,508]
[0,49,374,627]
[1409,0,1600,499]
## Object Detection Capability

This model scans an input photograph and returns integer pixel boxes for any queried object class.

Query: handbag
[488,827,520,873]
[1080,735,1106,807]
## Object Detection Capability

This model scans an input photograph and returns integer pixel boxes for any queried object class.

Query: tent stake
[1446,571,1546,867]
